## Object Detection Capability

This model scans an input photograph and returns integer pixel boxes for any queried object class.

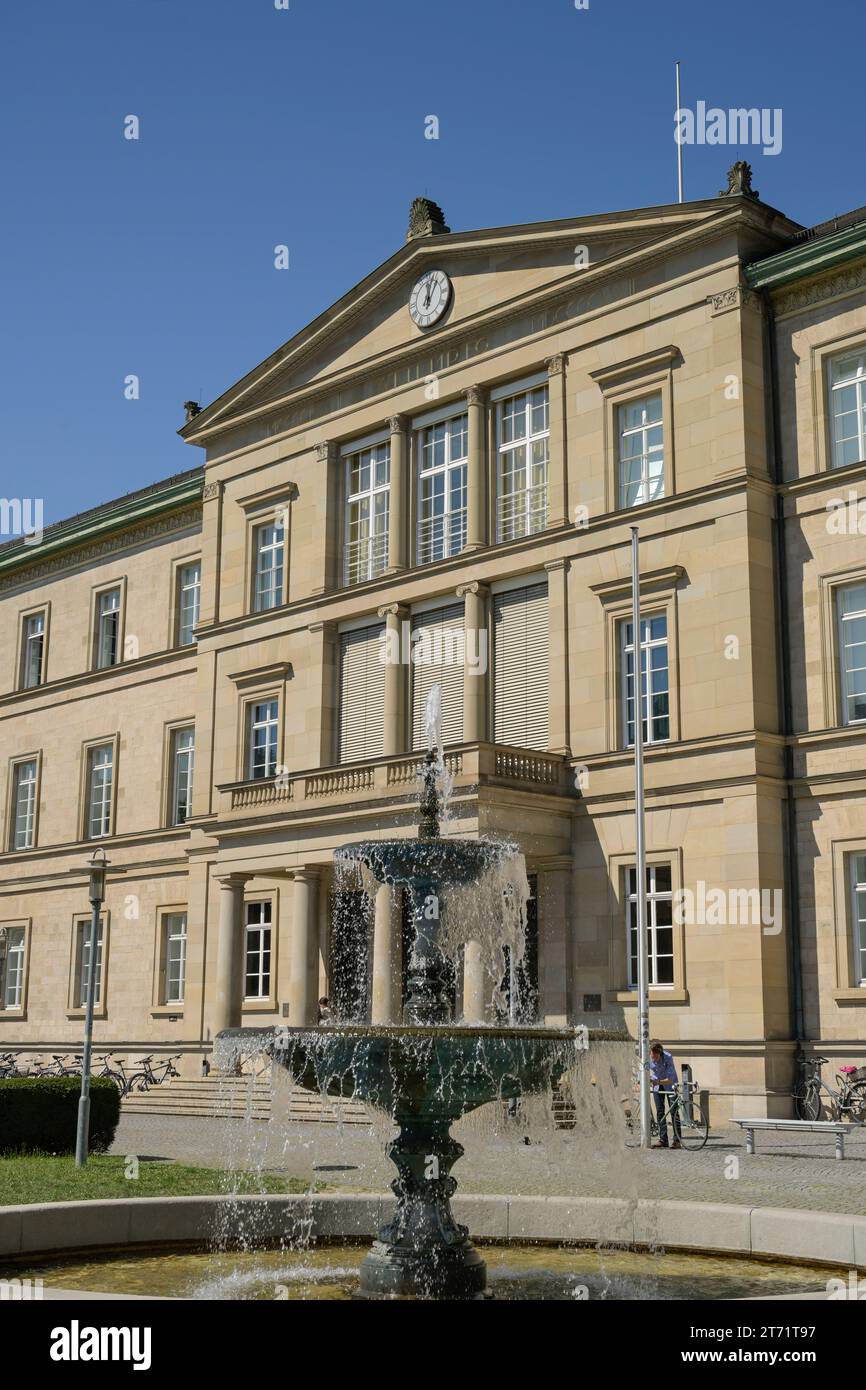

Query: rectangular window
[417,414,468,564]
[248,700,278,779]
[496,386,549,541]
[618,394,664,508]
[86,744,114,839]
[626,864,674,987]
[410,604,465,749]
[170,727,195,825]
[338,624,386,761]
[830,353,866,470]
[0,928,25,1011]
[253,522,285,612]
[162,912,187,1005]
[838,582,866,726]
[11,760,37,851]
[622,614,670,747]
[95,588,121,669]
[345,443,390,583]
[76,918,104,1008]
[852,855,866,987]
[177,562,201,645]
[493,582,549,750]
[244,900,272,999]
[20,612,45,688]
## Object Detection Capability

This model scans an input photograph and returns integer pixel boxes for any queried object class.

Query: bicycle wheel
[846,1083,866,1124]
[798,1084,824,1121]
[675,1098,709,1150]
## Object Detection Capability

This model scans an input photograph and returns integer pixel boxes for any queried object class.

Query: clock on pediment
[408,269,452,328]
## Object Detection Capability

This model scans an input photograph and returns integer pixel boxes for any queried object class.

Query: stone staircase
[121,1075,372,1126]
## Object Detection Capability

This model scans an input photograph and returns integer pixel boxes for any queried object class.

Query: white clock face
[409,269,451,328]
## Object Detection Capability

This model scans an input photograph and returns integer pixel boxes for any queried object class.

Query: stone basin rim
[218,1025,629,1043]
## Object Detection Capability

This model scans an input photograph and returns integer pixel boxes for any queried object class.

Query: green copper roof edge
[0,473,204,577]
[745,223,866,291]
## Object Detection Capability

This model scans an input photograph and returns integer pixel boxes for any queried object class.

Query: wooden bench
[733,1117,862,1160]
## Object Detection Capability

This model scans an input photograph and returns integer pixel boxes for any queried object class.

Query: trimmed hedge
[0,1076,120,1155]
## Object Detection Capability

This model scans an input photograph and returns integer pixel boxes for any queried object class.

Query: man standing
[649,1040,681,1149]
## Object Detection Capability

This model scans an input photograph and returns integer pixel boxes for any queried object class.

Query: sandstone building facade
[1,177,864,1119]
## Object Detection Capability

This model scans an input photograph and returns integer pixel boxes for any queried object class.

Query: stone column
[211,873,247,1042]
[545,354,568,529]
[198,480,223,628]
[372,883,403,1024]
[462,941,488,1024]
[387,415,408,573]
[538,861,571,1025]
[464,385,487,550]
[289,868,320,1026]
[377,602,407,755]
[457,581,488,743]
[544,557,570,756]
[312,441,339,593]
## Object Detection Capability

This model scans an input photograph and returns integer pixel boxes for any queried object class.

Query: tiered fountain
[218,690,586,1299]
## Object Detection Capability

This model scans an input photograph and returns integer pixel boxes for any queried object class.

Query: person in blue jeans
[649,1040,681,1149]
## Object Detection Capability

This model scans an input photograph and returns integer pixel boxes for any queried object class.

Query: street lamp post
[75,850,109,1168]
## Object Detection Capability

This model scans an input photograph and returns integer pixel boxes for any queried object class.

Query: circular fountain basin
[335,836,521,887]
[13,1243,837,1301]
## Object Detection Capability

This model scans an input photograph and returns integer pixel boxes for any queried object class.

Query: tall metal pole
[631,526,652,1148]
[675,61,684,204]
[74,894,101,1167]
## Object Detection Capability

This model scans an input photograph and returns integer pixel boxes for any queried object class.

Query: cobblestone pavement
[111,1112,866,1216]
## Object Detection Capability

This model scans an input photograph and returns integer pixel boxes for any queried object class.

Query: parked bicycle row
[0,1052,181,1095]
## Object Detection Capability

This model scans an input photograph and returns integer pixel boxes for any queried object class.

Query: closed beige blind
[339,623,386,760]
[411,602,465,749]
[493,582,549,750]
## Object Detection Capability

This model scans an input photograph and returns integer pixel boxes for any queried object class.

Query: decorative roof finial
[183,400,201,422]
[720,161,759,200]
[407,197,450,241]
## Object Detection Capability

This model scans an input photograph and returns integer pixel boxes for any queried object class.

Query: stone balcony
[216,742,575,826]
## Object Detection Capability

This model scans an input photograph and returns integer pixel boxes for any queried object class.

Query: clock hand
[424,276,435,308]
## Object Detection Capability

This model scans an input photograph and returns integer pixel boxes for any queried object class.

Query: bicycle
[95,1054,135,1096]
[794,1056,866,1123]
[125,1054,181,1093]
[624,1080,710,1150]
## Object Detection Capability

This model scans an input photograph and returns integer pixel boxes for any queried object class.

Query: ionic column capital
[377,601,408,620]
[456,580,489,599]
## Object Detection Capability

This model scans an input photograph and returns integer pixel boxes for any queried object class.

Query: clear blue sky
[2,0,863,527]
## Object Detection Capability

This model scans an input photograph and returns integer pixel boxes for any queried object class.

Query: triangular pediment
[181,199,753,442]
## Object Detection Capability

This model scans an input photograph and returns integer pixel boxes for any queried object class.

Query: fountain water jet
[218,687,588,1299]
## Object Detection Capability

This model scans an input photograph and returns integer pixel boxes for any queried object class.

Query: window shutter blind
[339,624,386,760]
[411,602,465,749]
[493,582,549,750]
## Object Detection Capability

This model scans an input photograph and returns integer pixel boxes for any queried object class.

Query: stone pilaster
[312,441,340,594]
[544,557,570,755]
[308,621,339,767]
[545,354,568,528]
[211,873,247,1041]
[537,860,571,1025]
[377,602,407,755]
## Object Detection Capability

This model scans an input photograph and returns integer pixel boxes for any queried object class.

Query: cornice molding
[588,345,680,389]
[589,563,686,602]
[772,261,866,318]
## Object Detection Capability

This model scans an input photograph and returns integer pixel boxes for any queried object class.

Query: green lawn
[0,1154,321,1207]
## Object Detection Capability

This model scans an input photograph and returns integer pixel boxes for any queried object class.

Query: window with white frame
[253,521,285,612]
[95,588,121,669]
[162,912,187,1004]
[0,928,25,1011]
[21,612,45,688]
[75,917,104,1008]
[626,864,674,987]
[496,385,549,541]
[830,353,866,470]
[622,613,670,747]
[248,700,278,779]
[244,900,272,999]
[170,727,195,825]
[838,582,866,726]
[177,562,201,645]
[11,760,37,851]
[86,744,114,839]
[618,394,664,508]
[417,414,467,564]
[345,443,390,584]
[851,855,866,986]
